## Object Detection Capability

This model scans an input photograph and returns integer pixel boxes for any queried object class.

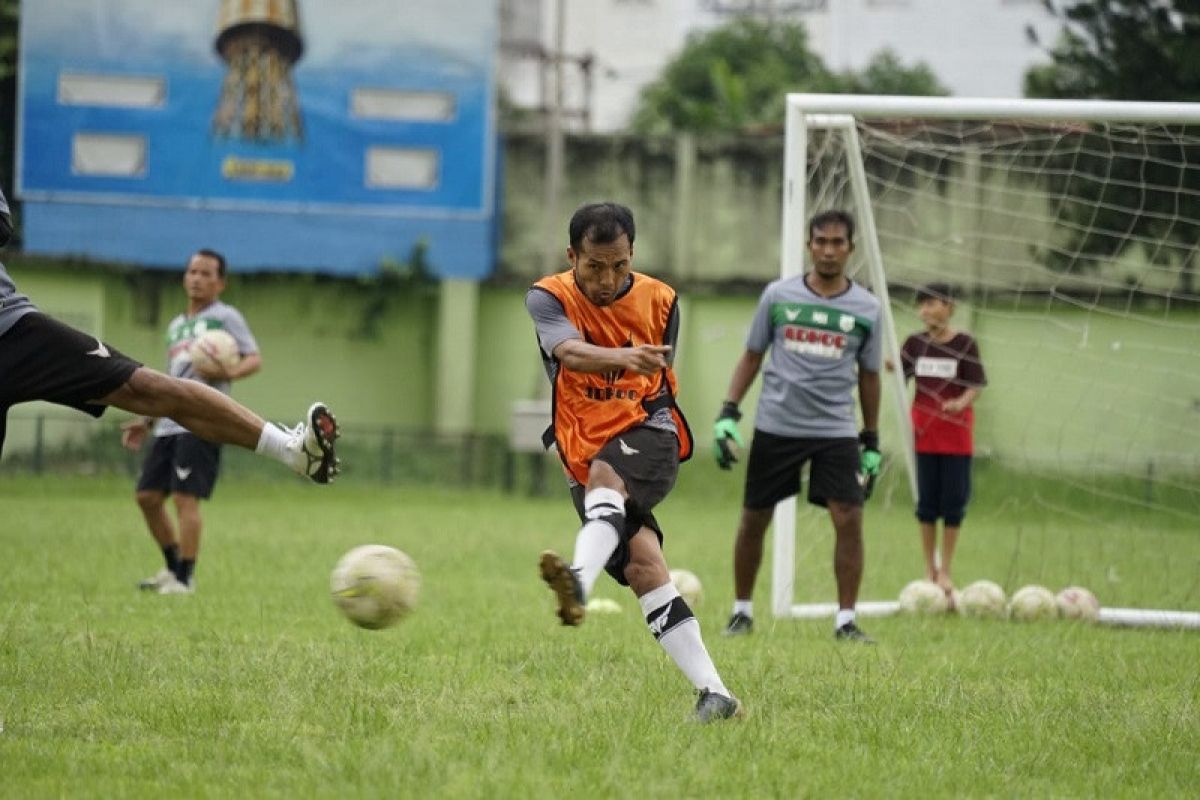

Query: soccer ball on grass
[898,579,950,614]
[1056,586,1100,622]
[669,568,703,607]
[1008,585,1058,622]
[330,545,421,629]
[956,580,1008,619]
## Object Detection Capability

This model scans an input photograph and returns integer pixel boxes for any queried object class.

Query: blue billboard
[18,0,499,278]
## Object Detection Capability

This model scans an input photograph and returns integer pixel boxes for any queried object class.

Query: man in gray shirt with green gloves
[713,209,882,642]
[0,188,340,485]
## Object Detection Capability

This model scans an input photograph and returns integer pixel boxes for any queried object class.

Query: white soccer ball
[1056,586,1100,622]
[330,544,421,630]
[898,579,950,614]
[669,568,703,607]
[586,597,623,615]
[956,580,1008,619]
[1009,585,1058,622]
[189,328,240,372]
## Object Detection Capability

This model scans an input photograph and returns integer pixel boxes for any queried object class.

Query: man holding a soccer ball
[120,250,262,595]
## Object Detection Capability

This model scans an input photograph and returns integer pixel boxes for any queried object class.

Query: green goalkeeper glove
[713,401,744,470]
[859,429,881,500]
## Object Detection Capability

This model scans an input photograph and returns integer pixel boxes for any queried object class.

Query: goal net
[774,95,1200,628]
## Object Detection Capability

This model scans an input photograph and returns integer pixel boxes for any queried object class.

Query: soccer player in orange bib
[526,202,742,723]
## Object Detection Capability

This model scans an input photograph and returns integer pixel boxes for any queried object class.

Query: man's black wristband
[718,401,742,422]
[859,429,879,451]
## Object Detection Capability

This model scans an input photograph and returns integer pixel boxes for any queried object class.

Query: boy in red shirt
[900,283,987,597]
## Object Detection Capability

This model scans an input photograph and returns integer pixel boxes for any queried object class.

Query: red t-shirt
[901,331,987,455]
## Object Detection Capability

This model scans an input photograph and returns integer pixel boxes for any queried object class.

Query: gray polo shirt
[746,275,882,439]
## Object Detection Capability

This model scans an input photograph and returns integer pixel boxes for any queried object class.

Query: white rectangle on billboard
[352,88,456,122]
[58,73,166,108]
[72,133,147,177]
[366,147,439,189]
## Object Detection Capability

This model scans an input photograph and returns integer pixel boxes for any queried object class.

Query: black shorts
[743,430,863,510]
[569,425,679,586]
[915,453,972,526]
[0,313,141,454]
[136,433,222,499]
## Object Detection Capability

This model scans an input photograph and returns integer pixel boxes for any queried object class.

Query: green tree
[631,18,835,134]
[837,49,947,98]
[631,19,945,135]
[1025,0,1200,102]
[1024,1,1200,291]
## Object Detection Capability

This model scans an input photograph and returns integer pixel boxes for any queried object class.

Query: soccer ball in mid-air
[330,545,421,629]
[1056,586,1100,622]
[1008,585,1058,622]
[669,568,703,607]
[956,580,1008,619]
[189,329,240,373]
[898,579,950,614]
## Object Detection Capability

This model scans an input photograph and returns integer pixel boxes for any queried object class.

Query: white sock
[640,582,729,697]
[836,608,856,630]
[572,488,624,597]
[733,600,753,617]
[255,423,294,466]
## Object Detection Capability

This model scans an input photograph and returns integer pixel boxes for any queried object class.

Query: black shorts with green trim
[743,430,863,510]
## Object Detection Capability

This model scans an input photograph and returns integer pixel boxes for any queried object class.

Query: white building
[499,0,1063,132]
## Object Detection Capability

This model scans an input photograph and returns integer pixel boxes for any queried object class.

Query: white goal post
[772,94,1200,630]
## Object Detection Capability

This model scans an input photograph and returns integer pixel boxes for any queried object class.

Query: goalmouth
[774,94,1200,630]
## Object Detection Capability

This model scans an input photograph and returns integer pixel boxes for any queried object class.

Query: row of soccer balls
[900,579,1101,622]
[328,544,1099,630]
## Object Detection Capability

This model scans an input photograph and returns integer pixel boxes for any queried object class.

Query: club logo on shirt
[782,325,848,358]
[839,314,856,333]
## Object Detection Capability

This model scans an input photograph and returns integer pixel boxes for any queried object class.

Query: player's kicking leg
[539,478,631,626]
[102,369,340,483]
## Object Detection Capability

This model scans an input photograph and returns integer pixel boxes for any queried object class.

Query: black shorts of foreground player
[527,201,743,723]
[0,278,340,485]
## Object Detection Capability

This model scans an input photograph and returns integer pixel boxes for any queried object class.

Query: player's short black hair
[568,202,636,252]
[808,209,855,244]
[193,248,227,278]
[916,282,954,303]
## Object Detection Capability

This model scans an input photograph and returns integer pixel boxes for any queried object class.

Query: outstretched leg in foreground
[100,367,340,483]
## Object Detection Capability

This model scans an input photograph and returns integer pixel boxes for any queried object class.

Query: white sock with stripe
[572,487,623,598]
[639,582,729,696]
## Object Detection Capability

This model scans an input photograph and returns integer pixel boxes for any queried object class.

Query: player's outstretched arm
[552,339,670,376]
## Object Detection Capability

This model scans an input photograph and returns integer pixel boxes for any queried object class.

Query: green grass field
[1,471,1198,798]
